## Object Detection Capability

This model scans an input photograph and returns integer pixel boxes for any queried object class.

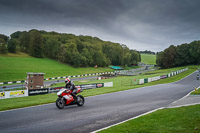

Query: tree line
[0,29,141,67]
[156,41,200,68]
[139,50,155,55]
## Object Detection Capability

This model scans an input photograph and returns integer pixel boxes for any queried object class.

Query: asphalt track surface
[1,71,200,133]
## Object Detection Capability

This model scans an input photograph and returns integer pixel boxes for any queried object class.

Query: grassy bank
[0,66,197,111]
[100,104,200,133]
[140,54,156,64]
[0,53,112,82]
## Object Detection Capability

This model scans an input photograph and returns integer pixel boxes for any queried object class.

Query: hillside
[0,53,112,82]
[0,30,141,67]
[140,54,156,65]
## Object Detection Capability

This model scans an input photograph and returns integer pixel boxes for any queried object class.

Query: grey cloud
[1,0,200,51]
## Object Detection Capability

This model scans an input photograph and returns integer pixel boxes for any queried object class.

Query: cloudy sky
[0,0,200,52]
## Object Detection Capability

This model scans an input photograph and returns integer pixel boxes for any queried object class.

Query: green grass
[141,53,156,64]
[0,66,197,111]
[0,53,154,82]
[191,88,200,95]
[99,104,200,133]
[0,93,57,111]
[52,66,195,89]
[0,53,113,82]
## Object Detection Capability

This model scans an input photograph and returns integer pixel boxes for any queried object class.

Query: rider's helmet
[65,78,70,84]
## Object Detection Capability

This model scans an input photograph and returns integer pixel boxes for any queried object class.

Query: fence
[0,90,28,99]
[121,79,138,86]
[116,66,157,76]
[138,68,188,85]
[0,82,113,99]
[0,71,115,85]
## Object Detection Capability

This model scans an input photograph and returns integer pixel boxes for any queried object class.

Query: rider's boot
[71,93,77,102]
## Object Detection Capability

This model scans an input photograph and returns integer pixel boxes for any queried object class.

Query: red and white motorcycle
[56,87,84,109]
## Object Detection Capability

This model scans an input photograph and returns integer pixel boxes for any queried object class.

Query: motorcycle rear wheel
[77,95,85,106]
[56,97,65,109]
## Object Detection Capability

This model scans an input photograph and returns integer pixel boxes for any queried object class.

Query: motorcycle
[56,87,85,109]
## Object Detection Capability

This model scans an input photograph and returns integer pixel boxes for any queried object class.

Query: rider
[65,78,77,100]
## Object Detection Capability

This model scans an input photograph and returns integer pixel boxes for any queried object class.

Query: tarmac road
[0,71,200,133]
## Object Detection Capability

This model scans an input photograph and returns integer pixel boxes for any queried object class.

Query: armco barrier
[148,78,152,83]
[138,68,188,85]
[144,78,148,83]
[139,79,144,84]
[0,82,113,99]
[37,82,112,95]
[160,75,167,79]
[104,82,113,87]
[152,76,160,81]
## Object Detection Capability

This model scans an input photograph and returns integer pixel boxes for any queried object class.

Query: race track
[0,71,200,133]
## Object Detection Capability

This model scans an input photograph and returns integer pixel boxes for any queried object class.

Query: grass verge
[0,55,113,82]
[191,88,200,95]
[99,104,200,133]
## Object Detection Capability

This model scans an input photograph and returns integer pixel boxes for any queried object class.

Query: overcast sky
[0,0,200,52]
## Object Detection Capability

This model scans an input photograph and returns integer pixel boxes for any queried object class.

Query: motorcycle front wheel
[77,95,85,106]
[56,97,65,109]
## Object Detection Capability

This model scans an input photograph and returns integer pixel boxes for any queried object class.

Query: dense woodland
[139,50,155,55]
[156,41,200,68]
[0,30,141,67]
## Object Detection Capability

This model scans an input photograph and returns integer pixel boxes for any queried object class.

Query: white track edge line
[169,85,200,107]
[170,90,195,105]
[91,107,165,133]
[92,102,200,133]
[92,84,200,133]
[167,102,200,109]
[0,103,55,113]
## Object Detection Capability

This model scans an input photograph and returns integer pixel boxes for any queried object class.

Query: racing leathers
[65,81,77,101]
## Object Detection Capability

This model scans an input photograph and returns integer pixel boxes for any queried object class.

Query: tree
[0,34,8,54]
[30,30,44,58]
[5,29,142,67]
[156,41,200,68]
[130,50,141,64]
[8,39,19,53]
[57,44,67,62]
[0,42,7,54]
[189,41,200,65]
[80,48,93,67]
[156,51,164,67]
[0,34,9,42]
[10,31,22,39]
[156,45,176,68]
[93,51,108,67]
[19,31,31,53]
[44,36,60,59]
[163,45,176,68]
[174,44,190,66]
[64,42,79,66]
